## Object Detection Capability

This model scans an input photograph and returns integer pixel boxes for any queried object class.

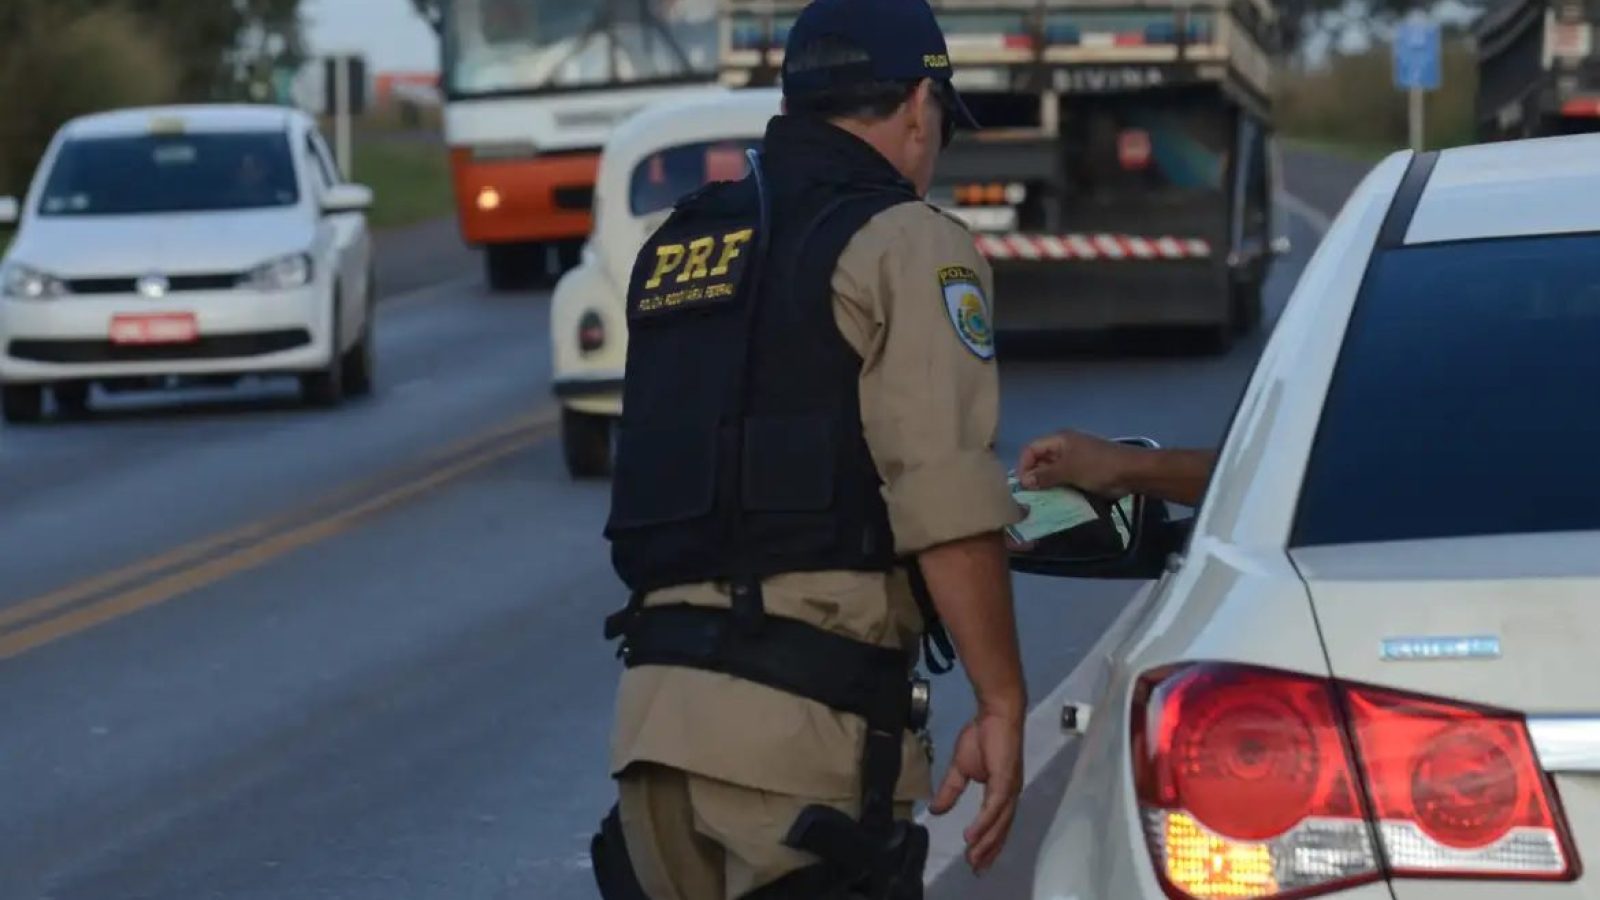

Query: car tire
[2,384,45,424]
[53,382,91,418]
[562,407,613,479]
[302,295,346,408]
[556,239,583,275]
[342,287,376,398]
[1231,277,1265,337]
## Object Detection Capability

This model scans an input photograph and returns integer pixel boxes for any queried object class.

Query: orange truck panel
[450,148,599,246]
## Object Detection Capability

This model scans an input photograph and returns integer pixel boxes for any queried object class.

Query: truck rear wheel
[1231,278,1265,336]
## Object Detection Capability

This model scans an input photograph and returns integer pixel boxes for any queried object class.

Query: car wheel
[562,407,613,479]
[1231,277,1265,336]
[342,290,376,398]
[53,382,91,418]
[555,239,583,275]
[2,384,45,424]
[301,296,346,407]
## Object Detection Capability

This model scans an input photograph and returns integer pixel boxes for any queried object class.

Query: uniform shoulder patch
[938,265,994,360]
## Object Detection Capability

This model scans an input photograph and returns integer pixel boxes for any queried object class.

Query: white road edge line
[917,193,1335,888]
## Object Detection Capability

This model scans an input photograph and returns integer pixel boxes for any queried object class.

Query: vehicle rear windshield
[1293,232,1600,547]
[39,131,299,216]
[628,139,759,216]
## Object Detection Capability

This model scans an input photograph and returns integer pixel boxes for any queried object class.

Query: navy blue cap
[782,0,979,129]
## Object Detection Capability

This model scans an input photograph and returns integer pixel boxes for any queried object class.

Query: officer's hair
[783,35,921,122]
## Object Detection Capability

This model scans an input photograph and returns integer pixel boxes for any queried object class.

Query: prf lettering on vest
[644,228,754,289]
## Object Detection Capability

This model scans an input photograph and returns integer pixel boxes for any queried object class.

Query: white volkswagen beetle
[550,88,782,478]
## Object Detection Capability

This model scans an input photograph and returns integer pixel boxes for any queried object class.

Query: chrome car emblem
[136,273,169,299]
[1381,635,1501,661]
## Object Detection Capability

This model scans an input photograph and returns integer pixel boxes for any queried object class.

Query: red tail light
[1344,686,1575,879]
[1134,664,1578,900]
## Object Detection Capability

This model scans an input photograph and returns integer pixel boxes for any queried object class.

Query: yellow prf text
[644,228,754,289]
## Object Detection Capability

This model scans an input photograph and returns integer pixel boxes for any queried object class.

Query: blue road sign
[1393,18,1442,91]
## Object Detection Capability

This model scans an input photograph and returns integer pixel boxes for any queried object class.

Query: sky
[302,0,440,73]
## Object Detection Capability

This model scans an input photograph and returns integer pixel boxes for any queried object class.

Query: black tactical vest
[604,117,921,594]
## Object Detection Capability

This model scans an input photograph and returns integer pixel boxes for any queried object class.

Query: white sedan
[549,87,780,477]
[0,104,377,423]
[1023,133,1600,899]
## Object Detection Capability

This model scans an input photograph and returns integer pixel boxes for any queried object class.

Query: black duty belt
[608,598,924,843]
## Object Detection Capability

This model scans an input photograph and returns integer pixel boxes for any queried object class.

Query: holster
[591,804,651,900]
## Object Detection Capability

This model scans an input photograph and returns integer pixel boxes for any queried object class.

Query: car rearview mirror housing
[322,184,373,216]
[0,196,19,227]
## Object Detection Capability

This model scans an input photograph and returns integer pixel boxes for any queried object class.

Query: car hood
[7,208,315,277]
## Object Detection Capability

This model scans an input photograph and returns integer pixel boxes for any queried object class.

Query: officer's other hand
[1016,429,1134,497]
[928,710,1024,873]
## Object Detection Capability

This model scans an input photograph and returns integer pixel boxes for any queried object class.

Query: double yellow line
[0,408,562,661]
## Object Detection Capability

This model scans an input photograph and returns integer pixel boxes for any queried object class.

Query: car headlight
[243,253,314,292]
[1,263,68,299]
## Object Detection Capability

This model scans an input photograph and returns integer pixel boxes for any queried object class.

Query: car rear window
[1293,232,1600,547]
[39,131,299,216]
[628,139,760,217]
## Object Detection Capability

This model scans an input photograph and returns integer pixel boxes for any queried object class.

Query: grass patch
[350,138,455,231]
[1278,43,1479,154]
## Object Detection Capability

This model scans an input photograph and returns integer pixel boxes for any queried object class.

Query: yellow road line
[0,422,556,661]
[0,406,557,638]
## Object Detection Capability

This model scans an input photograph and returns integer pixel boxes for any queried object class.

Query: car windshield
[628,139,759,216]
[1293,232,1600,547]
[445,0,718,96]
[38,131,299,217]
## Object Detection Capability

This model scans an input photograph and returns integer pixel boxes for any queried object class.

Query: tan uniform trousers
[618,762,915,900]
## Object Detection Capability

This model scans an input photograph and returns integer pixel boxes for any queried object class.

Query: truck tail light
[1133,664,1578,900]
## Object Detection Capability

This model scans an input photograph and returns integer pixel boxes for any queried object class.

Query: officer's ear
[908,79,939,145]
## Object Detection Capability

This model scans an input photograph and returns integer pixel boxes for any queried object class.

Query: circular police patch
[938,266,994,360]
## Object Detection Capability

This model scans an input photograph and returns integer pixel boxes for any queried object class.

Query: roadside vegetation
[351,137,455,230]
[1277,40,1480,157]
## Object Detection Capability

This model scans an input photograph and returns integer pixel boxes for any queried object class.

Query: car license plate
[110,313,198,345]
[949,206,1017,233]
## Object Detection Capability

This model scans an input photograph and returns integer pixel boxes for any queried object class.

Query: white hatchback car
[1021,134,1600,900]
[550,87,781,477]
[0,105,377,423]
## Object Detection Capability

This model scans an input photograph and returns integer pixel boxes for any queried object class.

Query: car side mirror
[1008,491,1179,580]
[322,184,373,216]
[0,197,19,227]
[1006,436,1182,581]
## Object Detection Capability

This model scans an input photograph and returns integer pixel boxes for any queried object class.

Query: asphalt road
[0,155,1366,900]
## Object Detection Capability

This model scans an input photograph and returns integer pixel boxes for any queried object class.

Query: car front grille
[64,273,244,295]
[8,329,311,363]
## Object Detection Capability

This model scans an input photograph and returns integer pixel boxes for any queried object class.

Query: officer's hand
[928,711,1024,873]
[1017,429,1135,497]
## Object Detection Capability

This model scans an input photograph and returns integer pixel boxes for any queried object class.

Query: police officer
[592,0,1026,895]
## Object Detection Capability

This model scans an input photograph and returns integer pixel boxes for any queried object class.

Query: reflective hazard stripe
[973,233,1213,261]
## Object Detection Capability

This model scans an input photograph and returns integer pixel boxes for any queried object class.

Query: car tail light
[1344,686,1575,879]
[578,311,605,353]
[1135,665,1380,898]
[1134,665,1579,900]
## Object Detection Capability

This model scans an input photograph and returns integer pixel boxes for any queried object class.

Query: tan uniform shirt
[610,200,1021,802]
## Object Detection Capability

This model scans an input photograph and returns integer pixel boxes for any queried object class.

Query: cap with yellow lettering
[781,0,980,129]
